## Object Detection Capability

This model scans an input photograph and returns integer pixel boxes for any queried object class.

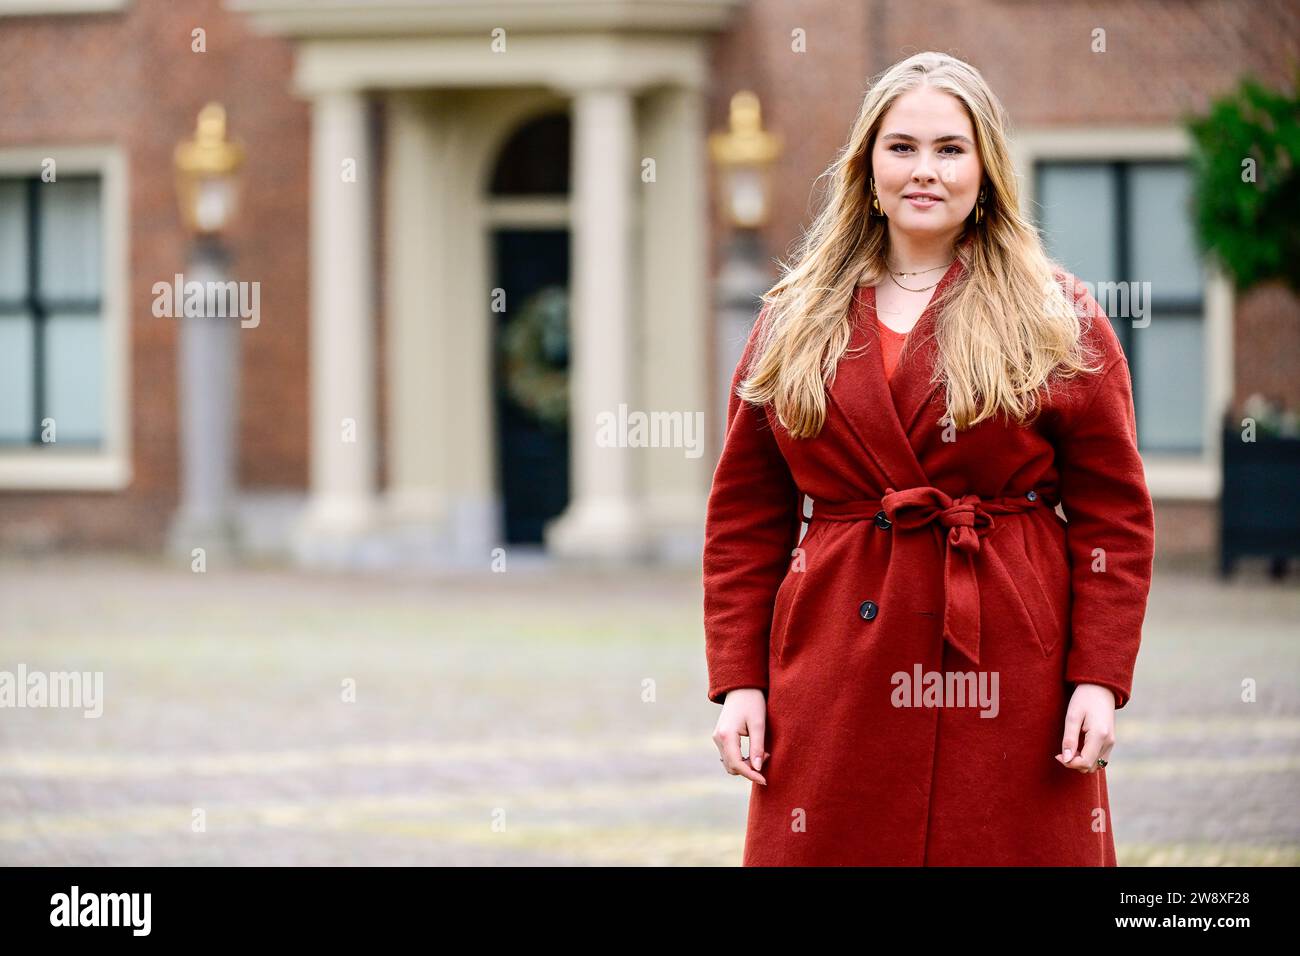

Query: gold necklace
[888,259,953,278]
[887,270,944,293]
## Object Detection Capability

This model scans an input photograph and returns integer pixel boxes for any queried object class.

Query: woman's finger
[1069,725,1106,774]
[715,727,766,785]
[748,718,766,772]
[1058,703,1084,765]
[1091,737,1116,774]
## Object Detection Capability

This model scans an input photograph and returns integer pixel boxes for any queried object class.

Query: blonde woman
[703,51,1155,866]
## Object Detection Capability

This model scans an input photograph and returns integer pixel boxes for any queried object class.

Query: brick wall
[1,0,1296,559]
[0,0,311,549]
[706,0,1300,559]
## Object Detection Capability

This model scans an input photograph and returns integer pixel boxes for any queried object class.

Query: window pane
[1037,163,1117,286]
[39,177,101,301]
[0,180,27,300]
[1129,164,1202,302]
[44,313,104,444]
[1135,314,1204,453]
[0,315,35,442]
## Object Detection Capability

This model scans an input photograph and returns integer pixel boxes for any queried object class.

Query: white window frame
[0,1,128,14]
[0,145,131,491]
[1010,126,1232,502]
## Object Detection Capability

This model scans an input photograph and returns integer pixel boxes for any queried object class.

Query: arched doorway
[487,111,571,544]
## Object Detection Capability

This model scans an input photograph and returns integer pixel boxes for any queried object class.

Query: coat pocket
[769,519,823,663]
[1015,519,1070,658]
[769,569,799,664]
[981,543,1049,657]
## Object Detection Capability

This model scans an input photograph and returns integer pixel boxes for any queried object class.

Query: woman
[703,51,1155,866]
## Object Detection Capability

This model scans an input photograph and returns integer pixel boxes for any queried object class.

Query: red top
[874,312,909,381]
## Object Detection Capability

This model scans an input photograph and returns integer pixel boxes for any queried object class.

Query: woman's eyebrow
[880,132,975,146]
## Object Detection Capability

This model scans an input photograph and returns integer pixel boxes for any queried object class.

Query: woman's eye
[889,143,963,155]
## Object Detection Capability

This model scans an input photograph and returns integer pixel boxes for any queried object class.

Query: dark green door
[492,228,570,544]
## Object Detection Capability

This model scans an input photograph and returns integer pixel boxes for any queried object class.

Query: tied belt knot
[811,485,1047,665]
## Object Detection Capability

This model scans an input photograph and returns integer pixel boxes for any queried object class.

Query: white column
[382,91,443,554]
[545,84,647,561]
[295,89,378,565]
[639,85,711,563]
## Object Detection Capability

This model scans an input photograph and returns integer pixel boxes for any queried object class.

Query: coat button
[874,510,892,530]
[1026,490,1038,501]
[858,600,879,621]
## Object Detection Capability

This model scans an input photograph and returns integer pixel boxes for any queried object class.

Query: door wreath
[499,285,570,432]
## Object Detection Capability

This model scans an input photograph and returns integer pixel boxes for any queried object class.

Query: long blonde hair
[738,51,1104,438]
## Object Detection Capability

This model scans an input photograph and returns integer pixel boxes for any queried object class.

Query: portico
[232,0,742,566]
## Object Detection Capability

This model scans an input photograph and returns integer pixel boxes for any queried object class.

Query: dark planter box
[1220,424,1300,577]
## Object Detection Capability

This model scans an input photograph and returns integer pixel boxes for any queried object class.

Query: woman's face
[869,85,984,238]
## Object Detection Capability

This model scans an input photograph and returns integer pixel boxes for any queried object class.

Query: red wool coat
[702,257,1156,866]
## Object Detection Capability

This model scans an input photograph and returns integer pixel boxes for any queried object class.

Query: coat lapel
[828,255,967,493]
[878,254,966,438]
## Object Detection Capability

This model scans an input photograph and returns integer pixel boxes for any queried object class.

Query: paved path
[0,556,1296,865]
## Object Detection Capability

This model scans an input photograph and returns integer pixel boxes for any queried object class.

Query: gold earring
[974,186,987,225]
[870,177,885,218]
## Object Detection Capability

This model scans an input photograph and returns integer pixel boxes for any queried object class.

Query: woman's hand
[1056,682,1116,774]
[713,688,770,786]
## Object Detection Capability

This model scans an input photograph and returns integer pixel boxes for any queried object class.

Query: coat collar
[828,254,967,492]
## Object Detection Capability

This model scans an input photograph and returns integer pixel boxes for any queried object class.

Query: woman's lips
[906,196,941,208]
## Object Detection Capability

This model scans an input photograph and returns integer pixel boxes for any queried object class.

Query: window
[0,145,128,491]
[1036,160,1206,455]
[0,1,129,15]
[0,175,105,449]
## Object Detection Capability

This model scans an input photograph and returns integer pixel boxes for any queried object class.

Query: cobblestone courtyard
[1,556,1297,865]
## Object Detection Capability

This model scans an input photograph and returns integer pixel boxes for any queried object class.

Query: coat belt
[810,486,1047,665]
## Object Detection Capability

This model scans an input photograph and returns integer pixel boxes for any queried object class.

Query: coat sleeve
[1054,351,1156,711]
[702,308,802,705]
